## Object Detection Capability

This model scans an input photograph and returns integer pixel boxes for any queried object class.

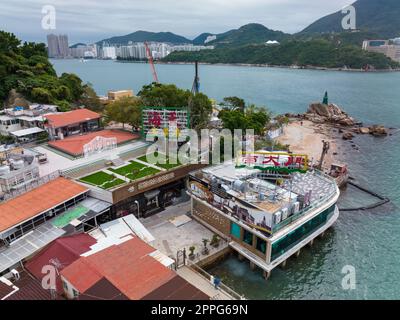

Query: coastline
[53,58,400,73]
[277,119,340,171]
[156,61,400,73]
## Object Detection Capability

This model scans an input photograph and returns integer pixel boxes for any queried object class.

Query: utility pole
[317,140,330,170]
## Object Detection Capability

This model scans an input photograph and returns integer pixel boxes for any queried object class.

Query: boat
[329,163,349,188]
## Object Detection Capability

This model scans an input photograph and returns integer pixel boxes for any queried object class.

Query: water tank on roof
[232,180,246,193]
[0,165,10,176]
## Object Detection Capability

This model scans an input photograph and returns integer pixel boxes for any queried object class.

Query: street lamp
[134,200,140,218]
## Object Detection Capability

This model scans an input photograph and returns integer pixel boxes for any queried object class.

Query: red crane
[144,42,159,83]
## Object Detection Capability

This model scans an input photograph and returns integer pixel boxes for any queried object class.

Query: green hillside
[301,0,400,39]
[163,39,399,70]
[98,30,192,46]
[0,31,89,110]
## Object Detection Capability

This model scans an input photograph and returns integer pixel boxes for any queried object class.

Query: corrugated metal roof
[0,177,88,233]
[61,238,176,299]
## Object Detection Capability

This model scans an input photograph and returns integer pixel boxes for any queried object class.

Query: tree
[222,96,246,112]
[189,93,212,130]
[0,31,88,105]
[138,82,190,108]
[105,96,142,129]
[218,104,271,135]
[80,84,103,112]
[138,82,212,130]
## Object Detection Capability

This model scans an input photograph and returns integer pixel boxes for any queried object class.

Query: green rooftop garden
[109,160,160,181]
[79,171,125,189]
[137,153,183,170]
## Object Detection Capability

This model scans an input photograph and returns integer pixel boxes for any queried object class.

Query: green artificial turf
[79,171,125,189]
[137,153,182,170]
[109,161,160,181]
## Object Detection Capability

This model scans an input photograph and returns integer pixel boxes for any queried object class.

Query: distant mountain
[97,30,192,46]
[206,23,290,47]
[301,0,400,38]
[70,43,86,48]
[192,33,214,45]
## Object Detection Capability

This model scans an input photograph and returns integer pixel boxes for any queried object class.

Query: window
[230,222,241,239]
[72,288,79,298]
[243,229,253,246]
[256,237,267,254]
[62,281,68,291]
[271,204,335,261]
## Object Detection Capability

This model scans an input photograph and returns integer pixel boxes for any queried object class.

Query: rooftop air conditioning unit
[274,211,282,224]
[282,208,288,220]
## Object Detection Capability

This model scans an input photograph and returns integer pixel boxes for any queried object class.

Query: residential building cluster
[46,34,214,60]
[112,42,214,60]
[362,38,400,63]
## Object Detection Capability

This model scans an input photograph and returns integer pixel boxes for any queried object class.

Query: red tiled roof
[60,238,176,300]
[25,234,97,294]
[0,177,88,233]
[0,281,15,300]
[5,270,63,300]
[48,129,139,156]
[45,108,100,128]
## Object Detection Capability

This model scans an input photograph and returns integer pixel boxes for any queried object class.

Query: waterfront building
[362,40,400,62]
[115,42,213,60]
[102,46,117,59]
[187,153,340,277]
[47,34,70,58]
[70,44,98,59]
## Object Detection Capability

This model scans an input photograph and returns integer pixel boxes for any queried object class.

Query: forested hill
[300,0,400,39]
[0,31,95,111]
[163,39,400,70]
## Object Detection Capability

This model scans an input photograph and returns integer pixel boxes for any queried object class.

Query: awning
[0,223,65,273]
[10,127,44,137]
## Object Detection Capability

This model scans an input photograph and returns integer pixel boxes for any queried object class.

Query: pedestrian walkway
[176,266,234,300]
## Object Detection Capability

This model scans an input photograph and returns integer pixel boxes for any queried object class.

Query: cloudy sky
[0,0,352,44]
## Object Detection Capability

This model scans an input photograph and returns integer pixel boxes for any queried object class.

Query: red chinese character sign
[141,107,189,139]
[236,152,308,173]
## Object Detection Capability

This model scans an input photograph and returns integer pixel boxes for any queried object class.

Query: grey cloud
[0,0,353,43]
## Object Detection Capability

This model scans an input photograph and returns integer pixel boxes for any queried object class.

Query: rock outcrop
[307,103,355,126]
[4,89,30,108]
[369,125,388,136]
[342,132,354,140]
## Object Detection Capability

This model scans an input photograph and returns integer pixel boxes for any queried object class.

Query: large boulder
[369,125,388,136]
[307,103,354,126]
[359,127,370,134]
[342,132,354,140]
[4,89,30,108]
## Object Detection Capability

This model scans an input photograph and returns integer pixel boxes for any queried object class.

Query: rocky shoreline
[279,102,395,168]
[285,102,393,142]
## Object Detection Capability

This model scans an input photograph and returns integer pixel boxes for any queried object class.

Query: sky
[0,0,353,44]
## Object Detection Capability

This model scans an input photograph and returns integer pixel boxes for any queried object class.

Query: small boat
[329,163,349,188]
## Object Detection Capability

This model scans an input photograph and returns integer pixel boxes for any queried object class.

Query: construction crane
[144,42,159,83]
